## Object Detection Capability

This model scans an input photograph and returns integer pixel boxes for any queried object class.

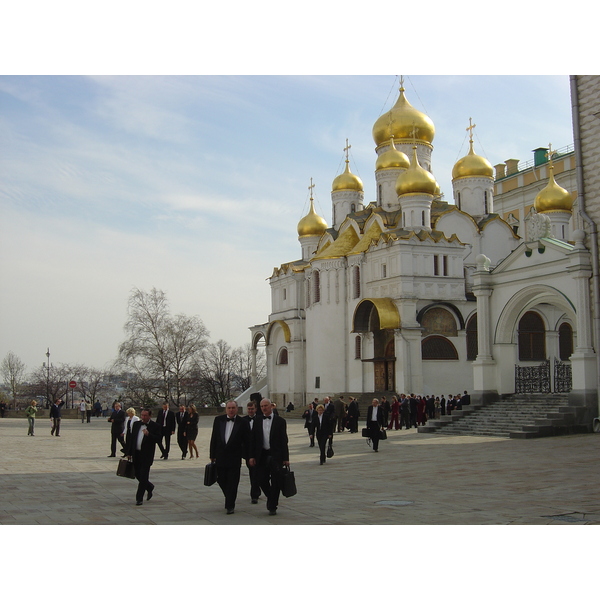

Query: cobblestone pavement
[1,415,600,526]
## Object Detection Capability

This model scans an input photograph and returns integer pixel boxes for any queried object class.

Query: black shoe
[268,509,277,516]
[251,499,258,504]
[147,489,153,502]
[226,508,235,515]
[55,435,60,437]
[320,460,325,465]
[136,501,143,506]
[107,454,116,457]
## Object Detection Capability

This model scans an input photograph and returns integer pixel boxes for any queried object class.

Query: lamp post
[44,348,50,408]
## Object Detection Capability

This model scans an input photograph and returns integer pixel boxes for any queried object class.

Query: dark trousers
[317,434,330,463]
[216,464,241,510]
[400,410,410,429]
[367,421,381,451]
[247,462,261,500]
[257,453,282,511]
[158,431,171,457]
[177,432,187,457]
[348,415,358,433]
[133,451,154,503]
[111,432,125,455]
[51,418,61,436]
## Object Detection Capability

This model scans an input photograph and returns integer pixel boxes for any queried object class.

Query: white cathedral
[246,81,596,424]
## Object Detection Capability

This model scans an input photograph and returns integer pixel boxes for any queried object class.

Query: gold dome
[534,167,574,213]
[373,86,435,147]
[298,198,328,238]
[375,136,410,171]
[332,160,364,192]
[452,140,494,180]
[395,147,438,196]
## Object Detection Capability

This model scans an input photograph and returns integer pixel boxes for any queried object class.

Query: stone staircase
[417,394,589,439]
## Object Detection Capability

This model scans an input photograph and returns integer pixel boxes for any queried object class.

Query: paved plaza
[1,413,600,526]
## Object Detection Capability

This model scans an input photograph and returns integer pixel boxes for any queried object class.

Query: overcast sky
[1,2,594,376]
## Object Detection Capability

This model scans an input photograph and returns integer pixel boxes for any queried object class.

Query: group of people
[116,394,290,515]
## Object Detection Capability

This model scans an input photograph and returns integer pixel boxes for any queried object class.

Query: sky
[0,74,578,374]
[1,3,594,379]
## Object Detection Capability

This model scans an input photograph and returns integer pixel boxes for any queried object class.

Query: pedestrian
[387,396,400,430]
[93,401,102,418]
[250,398,290,516]
[242,401,261,504]
[209,400,251,515]
[0,399,6,418]
[400,394,411,429]
[366,398,384,452]
[85,400,92,423]
[25,399,38,436]
[434,396,441,419]
[380,396,390,428]
[333,395,347,433]
[347,396,359,433]
[50,398,65,436]
[312,404,333,465]
[185,404,199,459]
[107,402,126,457]
[462,391,471,406]
[302,403,316,446]
[176,404,189,460]
[79,399,86,423]
[156,401,176,460]
[124,408,161,506]
[123,407,140,447]
[101,400,109,417]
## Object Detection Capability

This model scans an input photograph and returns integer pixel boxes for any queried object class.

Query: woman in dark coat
[185,404,199,459]
[302,404,316,446]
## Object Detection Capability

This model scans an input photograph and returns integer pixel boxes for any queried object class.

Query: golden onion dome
[373,86,435,147]
[534,167,574,213]
[375,136,410,171]
[395,147,438,196]
[297,199,328,238]
[452,139,494,180]
[332,160,364,192]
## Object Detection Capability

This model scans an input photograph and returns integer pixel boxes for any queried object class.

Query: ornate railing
[515,360,551,393]
[554,358,572,393]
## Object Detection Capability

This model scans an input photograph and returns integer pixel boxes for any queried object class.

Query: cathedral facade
[247,81,597,422]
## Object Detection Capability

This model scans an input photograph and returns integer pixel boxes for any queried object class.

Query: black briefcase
[280,465,297,498]
[204,462,218,486]
[116,458,135,479]
[379,429,387,440]
[361,428,369,438]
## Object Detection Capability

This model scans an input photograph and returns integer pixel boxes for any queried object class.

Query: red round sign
[69,380,77,389]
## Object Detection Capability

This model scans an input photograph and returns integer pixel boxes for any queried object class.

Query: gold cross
[466,117,476,141]
[399,74,404,91]
[308,177,315,199]
[546,142,554,165]
[343,139,351,162]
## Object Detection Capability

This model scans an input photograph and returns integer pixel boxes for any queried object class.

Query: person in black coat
[302,404,316,446]
[124,408,161,506]
[209,400,251,515]
[242,401,261,504]
[347,397,359,433]
[49,398,65,436]
[108,402,126,455]
[175,404,189,460]
[312,404,333,464]
[156,402,176,459]
[366,398,385,452]
[249,398,290,516]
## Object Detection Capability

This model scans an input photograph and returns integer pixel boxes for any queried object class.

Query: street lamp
[44,348,50,408]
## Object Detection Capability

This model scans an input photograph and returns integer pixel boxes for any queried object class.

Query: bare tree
[1,352,27,409]
[29,362,73,407]
[194,339,238,406]
[116,288,209,406]
[77,366,110,406]
[232,343,266,392]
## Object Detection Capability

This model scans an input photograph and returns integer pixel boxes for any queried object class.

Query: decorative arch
[518,311,546,361]
[266,320,291,346]
[494,285,576,345]
[417,302,465,330]
[420,306,458,337]
[277,347,289,365]
[558,322,574,361]
[466,313,478,361]
[352,298,400,332]
[252,331,266,350]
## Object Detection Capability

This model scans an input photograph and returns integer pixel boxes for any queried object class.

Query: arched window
[484,190,488,213]
[351,203,356,213]
[422,336,459,360]
[313,270,321,303]
[355,336,362,359]
[466,314,478,361]
[353,266,360,299]
[559,323,573,361]
[457,192,461,210]
[518,311,546,361]
[277,348,288,365]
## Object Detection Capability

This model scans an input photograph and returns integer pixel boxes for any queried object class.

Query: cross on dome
[308,177,315,199]
[466,117,476,141]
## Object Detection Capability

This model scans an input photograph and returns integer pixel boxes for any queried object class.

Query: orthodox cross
[399,74,405,91]
[546,142,554,166]
[308,177,315,199]
[344,139,351,163]
[466,117,476,141]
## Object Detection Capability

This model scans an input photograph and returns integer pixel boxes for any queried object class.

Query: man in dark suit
[366,398,385,452]
[461,390,471,406]
[347,397,359,433]
[209,400,251,515]
[156,401,176,459]
[125,408,161,506]
[312,404,333,464]
[249,398,290,516]
[242,400,261,504]
[108,402,126,455]
[175,404,189,460]
[49,398,65,436]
